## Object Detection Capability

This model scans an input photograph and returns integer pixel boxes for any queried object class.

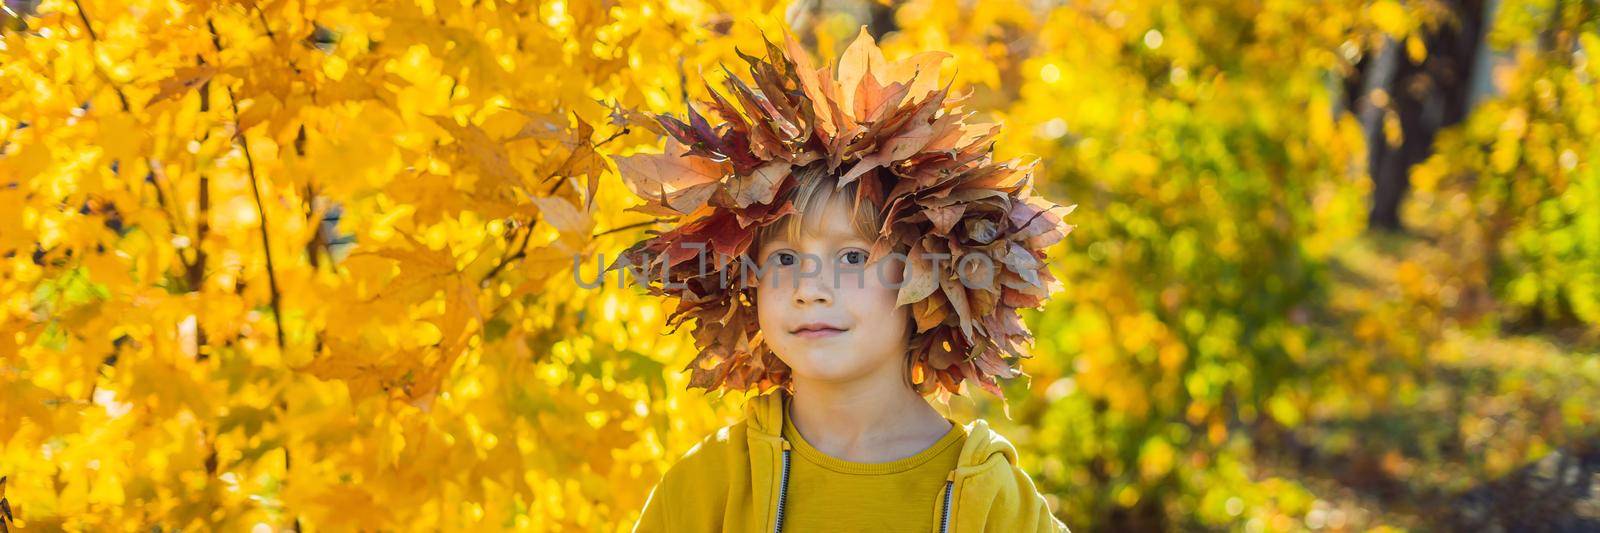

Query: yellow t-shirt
[779,403,967,532]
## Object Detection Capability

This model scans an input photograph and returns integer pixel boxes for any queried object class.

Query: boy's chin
[785,359,883,384]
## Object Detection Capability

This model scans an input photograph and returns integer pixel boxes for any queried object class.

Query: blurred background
[1,0,1597,531]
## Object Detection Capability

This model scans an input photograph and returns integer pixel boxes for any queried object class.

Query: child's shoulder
[681,417,752,460]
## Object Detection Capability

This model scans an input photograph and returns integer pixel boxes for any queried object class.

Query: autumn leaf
[613,138,730,215]
[529,194,594,252]
[730,160,790,208]
[508,107,570,143]
[149,65,219,105]
[897,238,941,306]
[836,27,888,115]
[430,115,523,190]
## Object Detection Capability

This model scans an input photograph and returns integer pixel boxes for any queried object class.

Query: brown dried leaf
[912,294,948,333]
[896,239,941,306]
[783,31,836,140]
[888,50,954,102]
[837,26,887,115]
[940,273,974,341]
[731,161,791,208]
[613,138,729,215]
[924,204,965,234]
[838,119,935,186]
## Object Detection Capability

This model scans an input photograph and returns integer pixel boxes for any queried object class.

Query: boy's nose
[792,269,833,305]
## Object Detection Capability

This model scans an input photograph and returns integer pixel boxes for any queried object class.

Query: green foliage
[895,0,1598,529]
[1414,0,1600,328]
[973,2,1365,527]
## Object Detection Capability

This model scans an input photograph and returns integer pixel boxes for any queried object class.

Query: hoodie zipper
[773,439,792,533]
[939,471,955,533]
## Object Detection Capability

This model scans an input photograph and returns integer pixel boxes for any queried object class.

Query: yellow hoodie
[633,390,1071,532]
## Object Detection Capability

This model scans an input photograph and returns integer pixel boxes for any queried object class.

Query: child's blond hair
[756,170,881,251]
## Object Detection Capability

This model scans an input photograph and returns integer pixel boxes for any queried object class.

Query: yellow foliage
[0,0,790,529]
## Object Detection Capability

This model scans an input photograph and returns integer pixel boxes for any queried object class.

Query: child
[613,27,1073,532]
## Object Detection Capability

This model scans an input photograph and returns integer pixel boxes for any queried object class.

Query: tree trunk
[1353,0,1490,232]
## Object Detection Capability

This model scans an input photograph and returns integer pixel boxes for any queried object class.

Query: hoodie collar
[743,389,1018,471]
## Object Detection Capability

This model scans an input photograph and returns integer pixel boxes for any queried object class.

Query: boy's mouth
[791,323,848,339]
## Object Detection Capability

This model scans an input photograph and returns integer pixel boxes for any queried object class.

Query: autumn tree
[1,0,805,529]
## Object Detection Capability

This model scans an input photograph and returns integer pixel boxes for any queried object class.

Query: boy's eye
[840,250,867,265]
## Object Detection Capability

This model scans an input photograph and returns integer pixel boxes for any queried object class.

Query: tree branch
[541,125,630,196]
[593,218,672,238]
[207,18,286,354]
[480,219,536,285]
[70,0,130,112]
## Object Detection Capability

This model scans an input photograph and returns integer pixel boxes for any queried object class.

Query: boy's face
[755,193,910,386]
